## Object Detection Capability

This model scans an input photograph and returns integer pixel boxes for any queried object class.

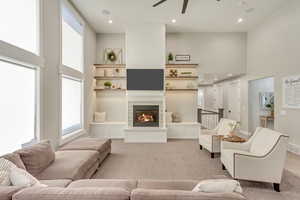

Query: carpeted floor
[93,139,300,200]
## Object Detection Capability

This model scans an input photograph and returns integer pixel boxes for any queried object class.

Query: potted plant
[228,122,240,137]
[168,53,174,64]
[265,95,274,117]
[104,81,112,89]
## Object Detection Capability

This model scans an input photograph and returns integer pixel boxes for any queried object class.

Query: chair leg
[273,183,280,192]
[211,153,214,158]
[222,164,226,170]
[199,145,203,150]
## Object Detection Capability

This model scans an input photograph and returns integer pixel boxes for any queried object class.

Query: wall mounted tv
[127,69,164,90]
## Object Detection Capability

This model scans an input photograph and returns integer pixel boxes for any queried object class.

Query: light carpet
[93,139,300,200]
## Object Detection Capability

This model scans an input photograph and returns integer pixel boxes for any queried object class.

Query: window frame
[0,0,42,148]
[59,0,86,143]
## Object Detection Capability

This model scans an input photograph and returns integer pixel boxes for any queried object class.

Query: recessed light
[108,20,113,24]
[237,18,244,23]
[171,19,177,23]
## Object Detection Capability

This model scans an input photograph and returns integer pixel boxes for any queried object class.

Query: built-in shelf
[94,76,126,80]
[94,64,126,68]
[165,76,198,80]
[94,88,126,91]
[166,89,198,91]
[166,64,198,68]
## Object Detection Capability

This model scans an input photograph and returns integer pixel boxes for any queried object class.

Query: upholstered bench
[59,137,112,164]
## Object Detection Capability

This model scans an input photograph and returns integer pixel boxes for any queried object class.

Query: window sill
[60,129,87,146]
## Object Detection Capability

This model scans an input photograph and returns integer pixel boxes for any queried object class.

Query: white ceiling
[71,0,286,33]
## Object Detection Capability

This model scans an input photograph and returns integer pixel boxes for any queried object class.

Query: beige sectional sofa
[1,138,246,200]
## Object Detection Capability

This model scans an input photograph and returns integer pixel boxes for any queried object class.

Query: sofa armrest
[221,141,251,151]
[13,187,130,200]
[131,189,246,200]
[0,186,24,200]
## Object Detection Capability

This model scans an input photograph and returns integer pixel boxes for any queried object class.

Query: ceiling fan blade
[182,0,189,14]
[153,0,167,7]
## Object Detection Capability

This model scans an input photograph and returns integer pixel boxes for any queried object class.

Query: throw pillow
[0,158,17,186]
[0,170,11,186]
[192,179,243,193]
[15,140,55,176]
[9,167,47,187]
[94,112,106,122]
[1,153,26,170]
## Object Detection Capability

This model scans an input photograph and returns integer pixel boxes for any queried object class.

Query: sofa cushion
[13,187,130,200]
[69,179,137,192]
[15,140,55,176]
[59,138,111,153]
[0,186,24,200]
[36,150,98,180]
[1,153,26,170]
[137,180,198,191]
[131,188,246,200]
[39,179,72,187]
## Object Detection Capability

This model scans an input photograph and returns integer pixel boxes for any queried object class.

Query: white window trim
[0,0,42,145]
[59,0,86,143]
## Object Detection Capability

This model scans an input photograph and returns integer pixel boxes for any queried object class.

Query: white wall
[248,77,274,133]
[41,0,96,148]
[243,0,300,150]
[166,33,247,74]
[96,33,125,64]
[126,24,166,68]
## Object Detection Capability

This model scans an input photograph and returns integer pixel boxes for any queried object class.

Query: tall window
[0,0,40,154]
[0,61,36,154]
[0,0,38,54]
[62,77,82,135]
[61,1,84,137]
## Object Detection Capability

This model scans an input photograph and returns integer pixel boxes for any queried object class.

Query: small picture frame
[175,55,190,62]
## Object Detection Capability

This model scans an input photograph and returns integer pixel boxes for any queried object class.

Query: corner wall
[243,0,300,151]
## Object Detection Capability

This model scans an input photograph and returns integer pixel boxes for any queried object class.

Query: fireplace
[133,105,159,127]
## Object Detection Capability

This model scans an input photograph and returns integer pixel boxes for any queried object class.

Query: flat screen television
[127,69,164,90]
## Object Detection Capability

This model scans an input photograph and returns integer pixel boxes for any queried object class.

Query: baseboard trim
[288,143,300,155]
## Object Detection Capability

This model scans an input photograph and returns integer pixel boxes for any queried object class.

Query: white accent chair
[221,127,289,192]
[199,118,237,158]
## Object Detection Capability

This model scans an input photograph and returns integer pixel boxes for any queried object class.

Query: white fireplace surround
[124,91,167,143]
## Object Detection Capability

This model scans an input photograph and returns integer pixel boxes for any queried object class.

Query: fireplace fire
[133,105,159,127]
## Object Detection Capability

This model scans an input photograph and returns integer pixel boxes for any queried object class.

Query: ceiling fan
[153,0,221,14]
[152,0,190,14]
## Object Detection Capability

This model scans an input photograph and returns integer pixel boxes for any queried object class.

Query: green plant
[168,53,174,61]
[104,81,112,87]
[107,51,117,62]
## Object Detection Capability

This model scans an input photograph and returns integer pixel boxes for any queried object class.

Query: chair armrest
[201,130,217,136]
[221,141,251,151]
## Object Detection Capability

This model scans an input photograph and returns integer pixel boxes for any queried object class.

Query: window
[62,77,82,135]
[60,1,85,138]
[61,4,83,72]
[0,0,38,54]
[0,61,36,154]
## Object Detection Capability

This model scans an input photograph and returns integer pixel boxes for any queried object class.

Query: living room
[0,0,300,200]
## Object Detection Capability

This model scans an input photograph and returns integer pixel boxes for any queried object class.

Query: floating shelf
[165,76,198,80]
[166,64,198,68]
[166,89,198,91]
[94,76,126,80]
[94,64,126,68]
[94,88,126,92]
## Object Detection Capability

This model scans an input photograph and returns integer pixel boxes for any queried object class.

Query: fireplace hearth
[133,105,159,127]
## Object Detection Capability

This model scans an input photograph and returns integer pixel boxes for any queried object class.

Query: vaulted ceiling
[71,0,286,33]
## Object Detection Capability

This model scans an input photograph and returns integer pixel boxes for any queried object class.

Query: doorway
[227,80,241,121]
[248,77,274,133]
